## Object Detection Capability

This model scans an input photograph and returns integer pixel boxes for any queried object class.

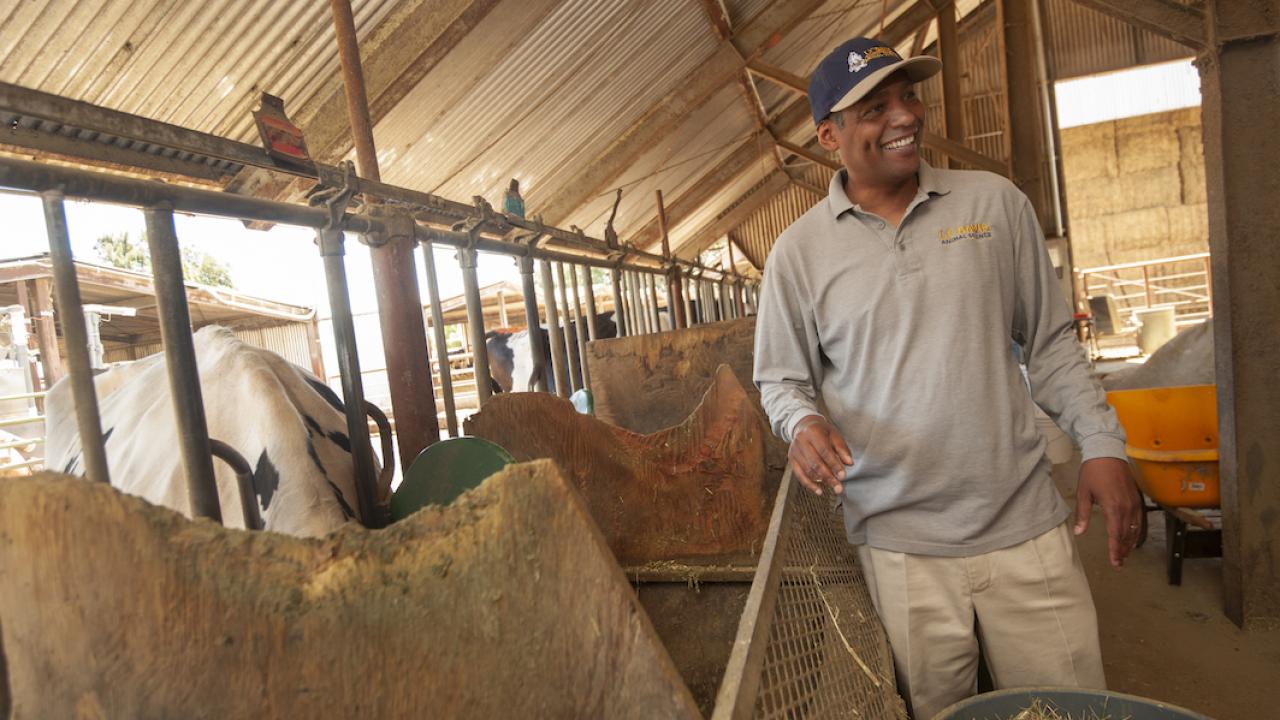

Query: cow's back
[44,326,364,537]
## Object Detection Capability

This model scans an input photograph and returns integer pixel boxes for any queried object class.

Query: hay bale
[1061,122,1118,182]
[1116,115,1180,174]
[0,463,700,719]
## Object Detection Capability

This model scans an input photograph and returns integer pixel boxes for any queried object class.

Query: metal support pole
[318,228,383,528]
[209,438,263,531]
[458,247,492,406]
[518,255,549,392]
[683,275,696,325]
[580,264,600,342]
[419,240,458,437]
[143,206,221,521]
[720,278,732,320]
[42,193,110,486]
[646,272,661,332]
[657,189,685,329]
[330,0,439,469]
[539,260,570,397]
[555,261,580,393]
[610,267,626,337]
[569,264,591,391]
[632,272,646,333]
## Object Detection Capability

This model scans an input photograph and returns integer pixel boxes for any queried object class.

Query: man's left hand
[1073,457,1142,569]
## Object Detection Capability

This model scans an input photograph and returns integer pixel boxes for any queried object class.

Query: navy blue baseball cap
[808,37,942,124]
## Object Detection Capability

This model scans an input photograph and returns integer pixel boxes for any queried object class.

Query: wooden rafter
[537,0,827,226]
[674,170,792,260]
[629,100,810,250]
[1066,0,1206,50]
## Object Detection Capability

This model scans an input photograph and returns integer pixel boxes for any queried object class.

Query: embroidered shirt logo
[938,223,993,245]
[848,51,867,72]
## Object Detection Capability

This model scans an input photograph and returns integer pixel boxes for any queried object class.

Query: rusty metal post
[628,271,646,334]
[540,260,570,397]
[457,248,491,406]
[145,206,221,522]
[555,262,580,393]
[329,0,439,470]
[683,275,696,325]
[41,193,110,486]
[610,267,627,337]
[579,264,599,342]
[418,238,458,436]
[646,273,661,332]
[569,264,591,390]
[518,255,549,392]
[657,189,685,329]
[317,227,383,528]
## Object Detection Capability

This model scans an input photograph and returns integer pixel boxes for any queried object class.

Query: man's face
[816,72,926,188]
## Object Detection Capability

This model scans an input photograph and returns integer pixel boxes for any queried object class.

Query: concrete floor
[1053,456,1280,720]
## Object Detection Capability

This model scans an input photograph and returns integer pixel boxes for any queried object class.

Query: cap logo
[847,51,868,73]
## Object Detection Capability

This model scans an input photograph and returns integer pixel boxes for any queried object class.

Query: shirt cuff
[1080,433,1127,462]
[784,411,824,444]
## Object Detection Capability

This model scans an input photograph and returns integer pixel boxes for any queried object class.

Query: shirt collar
[826,160,951,219]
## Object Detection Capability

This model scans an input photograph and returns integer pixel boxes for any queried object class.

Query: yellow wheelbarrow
[1106,385,1221,585]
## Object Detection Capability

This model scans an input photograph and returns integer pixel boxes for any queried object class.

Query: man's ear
[816,119,840,152]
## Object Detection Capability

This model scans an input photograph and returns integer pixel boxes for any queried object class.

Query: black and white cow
[486,312,617,395]
[44,326,380,538]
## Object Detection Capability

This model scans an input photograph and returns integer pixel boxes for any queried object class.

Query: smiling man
[752,38,1141,718]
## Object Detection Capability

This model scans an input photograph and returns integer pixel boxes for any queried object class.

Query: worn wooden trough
[469,319,905,718]
[0,320,902,718]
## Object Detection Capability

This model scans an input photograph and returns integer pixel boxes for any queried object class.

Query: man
[752,37,1140,719]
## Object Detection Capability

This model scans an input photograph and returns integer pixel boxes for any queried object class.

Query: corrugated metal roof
[0,0,398,143]
[0,0,1203,274]
[731,163,830,266]
[1043,0,1192,81]
[372,0,722,229]
[667,151,776,249]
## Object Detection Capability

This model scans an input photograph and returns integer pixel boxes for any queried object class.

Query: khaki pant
[857,522,1106,720]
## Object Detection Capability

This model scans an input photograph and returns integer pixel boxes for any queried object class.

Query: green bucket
[389,437,515,521]
[932,687,1213,720]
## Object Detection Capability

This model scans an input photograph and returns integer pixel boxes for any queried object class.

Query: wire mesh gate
[715,471,906,720]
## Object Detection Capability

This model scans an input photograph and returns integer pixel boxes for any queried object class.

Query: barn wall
[1061,107,1207,269]
[104,322,315,372]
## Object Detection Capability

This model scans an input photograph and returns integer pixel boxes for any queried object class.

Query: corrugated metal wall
[731,164,833,269]
[1041,0,1191,81]
[104,321,315,371]
[737,0,1197,268]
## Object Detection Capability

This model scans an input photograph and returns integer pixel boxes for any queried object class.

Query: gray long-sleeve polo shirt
[753,162,1126,556]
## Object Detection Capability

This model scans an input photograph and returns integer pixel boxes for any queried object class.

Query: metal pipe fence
[1076,252,1213,328]
[0,106,758,529]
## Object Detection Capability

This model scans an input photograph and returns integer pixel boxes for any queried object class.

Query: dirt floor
[1052,455,1280,720]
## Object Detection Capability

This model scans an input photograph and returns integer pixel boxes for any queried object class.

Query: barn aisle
[1053,457,1280,720]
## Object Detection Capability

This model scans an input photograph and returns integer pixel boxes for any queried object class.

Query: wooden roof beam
[538,0,827,226]
[673,169,792,260]
[881,0,940,46]
[629,99,812,250]
[1065,0,1206,50]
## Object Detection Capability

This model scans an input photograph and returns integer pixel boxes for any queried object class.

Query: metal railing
[1076,252,1212,328]
[0,391,47,475]
[0,82,758,533]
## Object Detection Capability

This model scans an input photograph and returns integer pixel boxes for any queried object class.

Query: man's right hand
[789,414,854,496]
